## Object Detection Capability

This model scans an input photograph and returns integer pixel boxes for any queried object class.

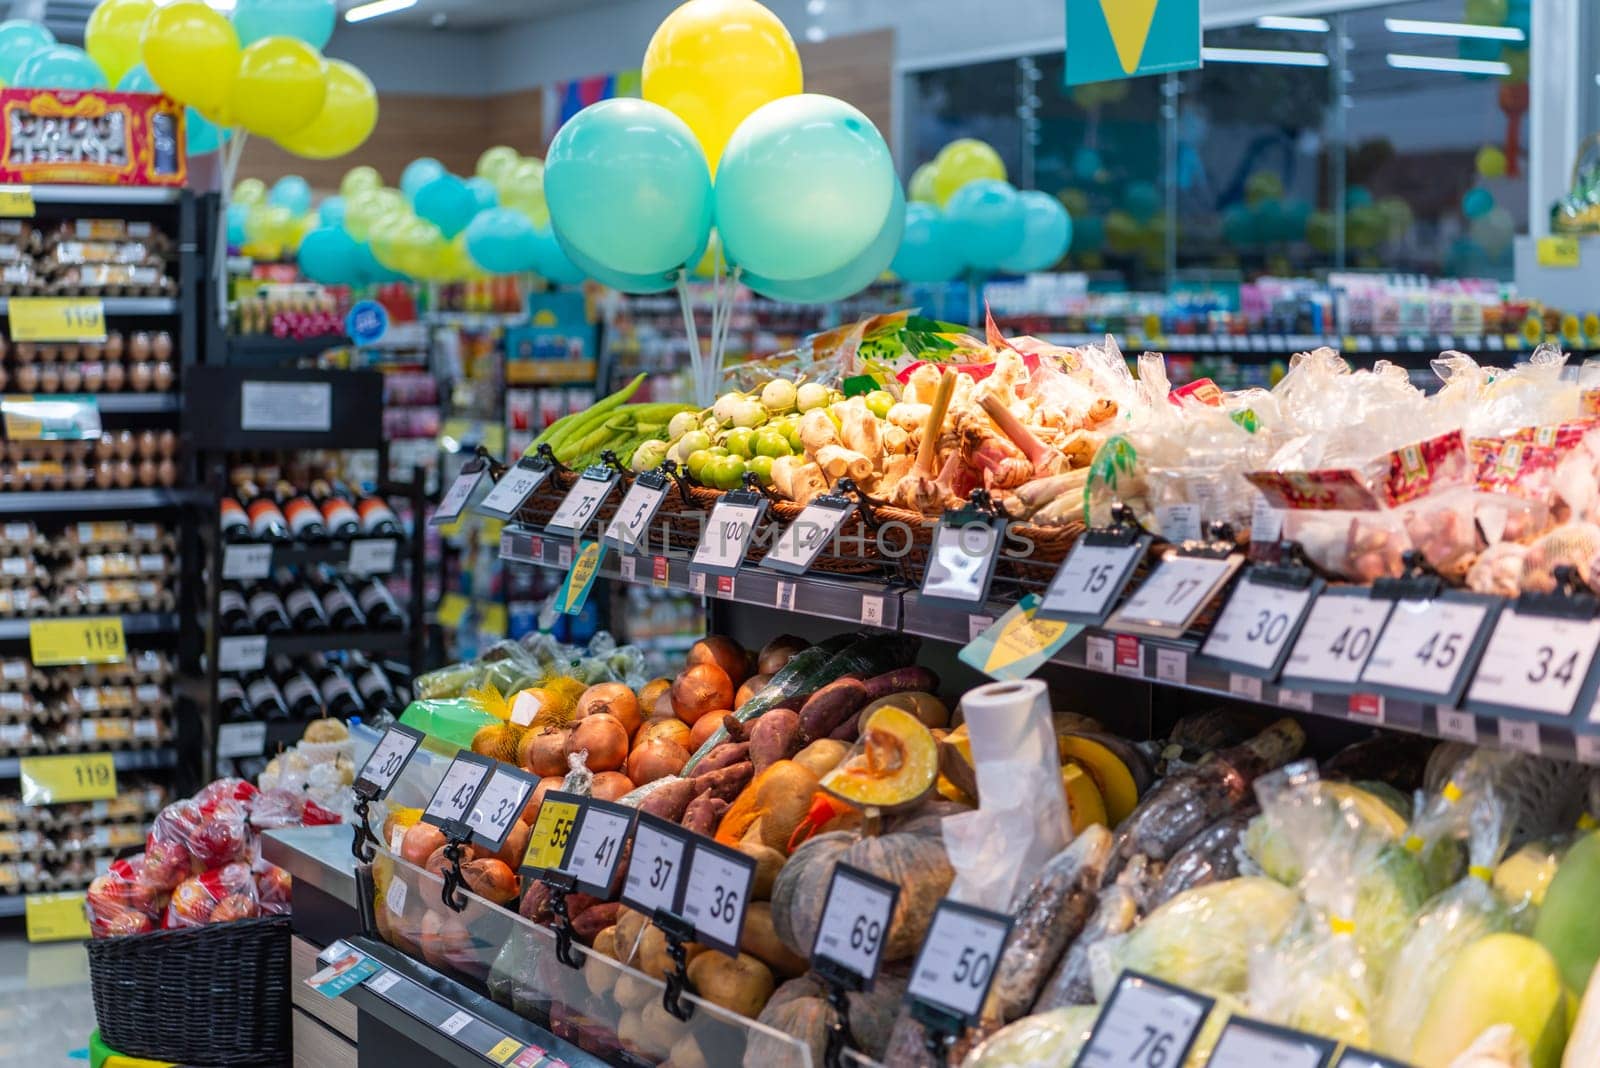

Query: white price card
[1199,573,1320,676]
[217,635,268,673]
[1360,597,1495,703]
[354,724,423,798]
[465,766,537,851]
[760,496,853,575]
[1467,608,1600,718]
[920,517,1007,606]
[476,458,550,520]
[1497,718,1542,756]
[1085,635,1114,672]
[681,840,757,955]
[367,970,403,996]
[385,877,407,917]
[1107,554,1240,638]
[421,752,493,829]
[812,864,899,987]
[906,899,1014,1023]
[691,493,767,575]
[1206,1016,1337,1068]
[1076,972,1213,1068]
[216,721,267,760]
[544,472,619,538]
[1335,1049,1410,1068]
[221,543,272,580]
[1156,648,1188,685]
[563,800,634,897]
[347,538,397,577]
[1037,535,1151,624]
[1436,709,1478,744]
[439,1010,473,1036]
[602,473,670,554]
[1280,592,1394,690]
[621,814,690,916]
[430,464,487,526]
[861,595,884,627]
[776,581,796,611]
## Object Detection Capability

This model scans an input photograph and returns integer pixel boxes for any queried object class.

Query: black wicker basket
[87,916,292,1066]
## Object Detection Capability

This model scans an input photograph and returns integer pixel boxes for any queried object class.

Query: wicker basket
[515,469,579,529]
[87,916,292,1066]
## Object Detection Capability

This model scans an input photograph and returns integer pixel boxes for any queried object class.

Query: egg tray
[0,783,167,830]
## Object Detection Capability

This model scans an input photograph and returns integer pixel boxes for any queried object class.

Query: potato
[686,950,776,1018]
[592,925,620,960]
[613,906,648,964]
[585,954,618,997]
[613,972,656,1011]
[641,998,694,1055]
[738,841,786,900]
[666,1033,710,1068]
[740,902,809,978]
[615,1009,646,1053]
[638,922,706,980]
[792,738,850,778]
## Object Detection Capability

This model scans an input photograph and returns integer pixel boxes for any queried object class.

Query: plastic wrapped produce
[960,1005,1099,1067]
[1034,856,1146,1011]
[1149,808,1254,909]
[165,861,258,928]
[150,796,250,869]
[1423,746,1588,851]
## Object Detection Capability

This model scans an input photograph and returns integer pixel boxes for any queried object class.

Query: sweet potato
[862,665,940,700]
[797,675,869,739]
[720,713,752,744]
[695,741,751,776]
[693,760,753,802]
[828,711,861,741]
[572,901,622,944]
[749,708,805,774]
[637,776,702,823]
[683,794,729,837]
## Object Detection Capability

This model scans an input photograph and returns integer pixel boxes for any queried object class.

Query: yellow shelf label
[20,752,117,805]
[9,297,107,342]
[436,593,470,628]
[486,1038,523,1063]
[0,187,35,218]
[25,891,89,942]
[523,798,579,872]
[1537,235,1582,269]
[984,610,1071,674]
[29,616,126,666]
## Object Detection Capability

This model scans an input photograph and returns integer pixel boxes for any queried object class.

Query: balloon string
[708,251,729,401]
[712,267,741,392]
[675,271,707,406]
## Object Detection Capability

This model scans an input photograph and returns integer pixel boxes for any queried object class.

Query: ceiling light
[1255,16,1329,32]
[1386,52,1511,75]
[1385,18,1524,42]
[345,0,418,23]
[1202,46,1329,67]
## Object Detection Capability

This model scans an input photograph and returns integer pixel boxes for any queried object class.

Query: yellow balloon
[344,187,405,241]
[692,229,722,279]
[278,60,377,160]
[642,0,802,173]
[230,36,327,139]
[340,165,382,199]
[245,203,295,249]
[909,162,938,204]
[86,0,155,85]
[933,139,1007,205]
[476,145,520,183]
[233,177,267,206]
[140,1,239,117]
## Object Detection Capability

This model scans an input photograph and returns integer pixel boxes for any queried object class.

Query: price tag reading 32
[465,765,537,851]
[1198,573,1320,677]
[760,496,853,575]
[563,799,635,897]
[353,724,423,799]
[1106,554,1240,638]
[1467,608,1600,718]
[691,493,767,576]
[1279,592,1394,691]
[906,899,1014,1024]
[1037,536,1151,624]
[681,839,757,956]
[1359,597,1495,704]
[420,752,494,830]
[544,471,620,539]
[812,864,900,987]
[1075,972,1213,1068]
[621,814,691,916]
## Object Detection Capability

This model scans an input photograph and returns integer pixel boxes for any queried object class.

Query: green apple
[753,430,792,458]
[864,390,895,419]
[747,455,775,484]
[710,456,747,490]
[723,428,756,459]
[686,449,715,482]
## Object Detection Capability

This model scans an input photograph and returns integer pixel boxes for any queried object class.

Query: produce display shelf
[0,894,23,916]
[0,611,178,642]
[1041,330,1596,356]
[0,745,177,778]
[0,297,179,317]
[503,523,1600,767]
[94,394,181,415]
[224,335,350,367]
[0,486,205,513]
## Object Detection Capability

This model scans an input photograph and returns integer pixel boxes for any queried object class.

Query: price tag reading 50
[812,864,900,987]
[521,791,583,874]
[905,899,1014,1024]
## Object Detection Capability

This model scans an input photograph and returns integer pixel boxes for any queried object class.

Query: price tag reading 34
[681,839,757,956]
[353,724,423,800]
[1359,597,1496,704]
[420,752,494,831]
[602,472,670,555]
[621,813,691,916]
[430,462,487,526]
[1106,553,1240,638]
[544,469,620,539]
[1467,607,1600,718]
[1037,535,1151,624]
[465,766,538,851]
[812,864,900,987]
[476,457,550,520]
[906,899,1014,1024]
[1198,572,1321,677]
[563,799,635,897]
[760,495,854,576]
[521,791,583,874]
[691,491,767,576]
[1279,592,1395,691]
[1075,972,1213,1068]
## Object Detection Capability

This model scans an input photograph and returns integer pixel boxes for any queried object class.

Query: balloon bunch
[229,175,317,261]
[545,0,903,403]
[894,139,1072,284]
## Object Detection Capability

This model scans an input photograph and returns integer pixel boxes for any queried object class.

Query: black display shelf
[0,487,205,514]
[16,185,183,206]
[0,296,179,317]
[0,745,178,778]
[263,630,412,658]
[0,612,178,642]
[184,364,386,451]
[224,334,351,368]
[1042,329,1593,358]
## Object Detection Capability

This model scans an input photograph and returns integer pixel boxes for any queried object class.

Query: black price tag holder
[904,898,1015,1063]
[652,907,699,1023]
[349,723,424,862]
[542,869,585,971]
[419,751,494,913]
[918,491,1010,611]
[543,456,624,540]
[1465,565,1600,723]
[619,812,696,1022]
[1195,547,1324,681]
[689,484,770,579]
[810,863,901,1068]
[837,477,916,587]
[1036,503,1152,625]
[1206,1016,1337,1067]
[1357,552,1501,710]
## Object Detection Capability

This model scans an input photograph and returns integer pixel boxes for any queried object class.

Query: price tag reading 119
[562,799,635,896]
[681,839,757,956]
[812,864,900,986]
[1076,972,1213,1068]
[905,899,1013,1023]
[29,617,125,666]
[353,724,423,799]
[420,753,493,830]
[20,753,116,805]
[621,814,690,915]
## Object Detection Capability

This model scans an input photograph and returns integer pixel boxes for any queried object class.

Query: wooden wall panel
[797,29,895,149]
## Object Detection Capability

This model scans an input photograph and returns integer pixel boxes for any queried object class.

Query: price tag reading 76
[1074,972,1213,1068]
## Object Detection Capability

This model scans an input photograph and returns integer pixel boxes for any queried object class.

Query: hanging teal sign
[1065,0,1201,86]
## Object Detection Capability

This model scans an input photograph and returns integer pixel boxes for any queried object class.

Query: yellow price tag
[25,891,89,942]
[523,798,580,872]
[481,603,508,638]
[21,752,117,804]
[1537,235,1582,269]
[486,1038,523,1063]
[8,297,107,342]
[0,187,34,218]
[29,616,126,666]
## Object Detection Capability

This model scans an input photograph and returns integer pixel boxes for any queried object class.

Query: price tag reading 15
[420,752,494,831]
[562,799,636,897]
[465,765,537,852]
[353,724,424,800]
[812,864,900,987]
[1037,536,1151,624]
[905,899,1014,1024]
[681,839,758,956]
[1075,972,1213,1068]
[621,813,691,916]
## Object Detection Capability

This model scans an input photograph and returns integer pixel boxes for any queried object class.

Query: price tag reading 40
[521,791,583,874]
[906,899,1014,1024]
[353,724,424,800]
[681,839,758,956]
[544,469,621,539]
[1279,590,1395,692]
[1205,1016,1337,1068]
[1107,553,1242,639]
[691,491,768,577]
[562,798,636,897]
[20,752,115,805]
[621,813,691,916]
[1074,972,1214,1068]
[1359,595,1498,706]
[476,457,550,521]
[1037,534,1152,625]
[760,495,854,576]
[465,765,538,852]
[419,752,494,832]
[602,471,670,555]
[1466,606,1600,719]
[29,616,125,666]
[1198,571,1323,679]
[811,864,900,987]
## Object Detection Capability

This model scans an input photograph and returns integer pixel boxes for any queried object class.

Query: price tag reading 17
[760,496,853,576]
[1466,608,1600,719]
[420,753,494,830]
[544,471,620,539]
[522,792,583,874]
[1198,573,1320,677]
[905,899,1014,1024]
[1075,972,1213,1068]
[691,494,767,576]
[353,724,423,800]
[621,813,691,916]
[1037,536,1150,624]
[1106,554,1240,638]
[812,864,900,987]
[465,766,537,852]
[563,799,635,897]
[681,839,758,956]
[1359,597,1494,703]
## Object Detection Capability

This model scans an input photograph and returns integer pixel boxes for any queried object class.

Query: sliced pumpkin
[861,691,950,729]
[1061,762,1108,833]
[1058,735,1140,826]
[820,704,939,812]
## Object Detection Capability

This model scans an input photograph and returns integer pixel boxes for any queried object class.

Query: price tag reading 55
[521,791,583,874]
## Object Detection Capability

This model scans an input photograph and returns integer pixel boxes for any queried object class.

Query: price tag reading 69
[521,791,583,874]
[812,863,900,987]
[906,899,1013,1024]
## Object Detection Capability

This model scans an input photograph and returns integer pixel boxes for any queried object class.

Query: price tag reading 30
[1198,573,1321,678]
[812,864,900,987]
[906,899,1014,1024]
[420,752,494,830]
[681,839,757,956]
[563,799,635,897]
[1075,972,1213,1068]
[1359,597,1495,704]
[1107,554,1240,638]
[621,814,691,916]
[691,493,767,576]
[1037,536,1151,624]
[544,471,620,539]
[1466,607,1600,718]
[466,766,537,851]
[353,724,423,799]
[761,496,853,575]
[602,473,670,555]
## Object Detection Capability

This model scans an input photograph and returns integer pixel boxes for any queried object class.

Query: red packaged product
[165,861,257,929]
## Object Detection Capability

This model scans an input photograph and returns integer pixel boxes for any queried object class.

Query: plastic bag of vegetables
[959,1005,1099,1067]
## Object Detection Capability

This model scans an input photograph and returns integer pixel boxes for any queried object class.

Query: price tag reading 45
[681,838,757,956]
[562,797,636,897]
[1198,571,1322,679]
[20,752,115,805]
[465,765,538,852]
[1037,534,1152,625]
[29,616,125,666]
[811,864,900,988]
[420,752,494,832]
[1075,972,1214,1068]
[544,468,621,539]
[521,791,583,874]
[621,813,691,916]
[691,490,768,577]
[906,899,1014,1024]
[1359,595,1497,706]
[353,724,424,800]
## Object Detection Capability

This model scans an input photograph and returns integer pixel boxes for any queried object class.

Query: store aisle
[0,935,95,1066]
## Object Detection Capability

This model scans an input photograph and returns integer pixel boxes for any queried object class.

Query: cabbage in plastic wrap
[960,1006,1099,1068]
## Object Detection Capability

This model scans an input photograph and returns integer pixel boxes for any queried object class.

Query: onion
[735,674,771,709]
[519,727,571,777]
[689,710,727,750]
[400,822,446,866]
[523,776,565,823]
[566,713,629,772]
[494,820,531,868]
[637,677,672,715]
[590,771,636,802]
[577,682,642,737]
[461,858,520,904]
[672,663,734,725]
[627,738,690,785]
[758,635,808,675]
[424,842,479,878]
[688,636,750,686]
[636,716,691,750]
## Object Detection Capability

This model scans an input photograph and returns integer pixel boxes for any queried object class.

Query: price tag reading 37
[621,813,691,916]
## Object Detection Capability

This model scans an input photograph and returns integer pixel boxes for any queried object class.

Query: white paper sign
[813,866,897,983]
[761,499,852,573]
[1360,598,1491,697]
[1085,635,1114,672]
[431,467,486,526]
[221,543,272,580]
[1077,975,1211,1068]
[1437,709,1478,744]
[602,479,669,553]
[1156,648,1188,685]
[564,805,631,895]
[216,721,267,759]
[347,539,397,576]
[1200,577,1316,672]
[385,876,407,917]
[477,462,549,519]
[622,819,688,915]
[1282,595,1394,686]
[217,635,268,673]
[1467,609,1600,717]
[241,380,332,432]
[355,726,421,796]
[906,901,1012,1021]
[1497,718,1542,756]
[860,596,884,627]
[423,757,490,826]
[438,1010,473,1037]
[681,843,755,954]
[1110,555,1235,632]
[466,768,533,847]
[1039,540,1146,621]
[546,475,615,535]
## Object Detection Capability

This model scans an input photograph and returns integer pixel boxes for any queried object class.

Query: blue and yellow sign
[1066,0,1200,86]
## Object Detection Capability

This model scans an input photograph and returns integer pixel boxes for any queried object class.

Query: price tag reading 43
[544,469,621,539]
[353,724,424,800]
[562,798,635,897]
[621,813,691,916]
[29,616,125,667]
[20,752,115,805]
[906,899,1014,1024]
[681,839,757,956]
[465,765,538,852]
[1466,606,1600,719]
[691,491,768,577]
[1075,972,1214,1068]
[420,752,494,831]
[1037,535,1151,625]
[760,495,854,576]
[1107,553,1241,639]
[522,791,583,874]
[811,864,900,987]
[1198,572,1322,678]
[1359,596,1497,706]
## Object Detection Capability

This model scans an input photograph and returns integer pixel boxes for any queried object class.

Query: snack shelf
[0,745,177,778]
[0,611,179,642]
[0,487,204,514]
[0,297,180,317]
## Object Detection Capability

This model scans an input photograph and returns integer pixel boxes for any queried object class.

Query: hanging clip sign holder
[348,724,425,863]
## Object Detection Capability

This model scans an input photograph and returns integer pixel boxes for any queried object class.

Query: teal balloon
[0,21,53,84]
[999,191,1072,273]
[119,64,228,156]
[1123,180,1160,223]
[226,203,250,247]
[1463,186,1495,219]
[465,177,499,213]
[1250,197,1286,244]
[15,44,107,90]
[401,158,446,201]
[1505,0,1530,44]
[1072,147,1102,182]
[351,242,405,284]
[465,208,539,274]
[714,93,895,282]
[747,183,905,303]
[1345,186,1373,209]
[413,173,478,239]
[547,98,712,277]
[1280,198,1311,242]
[298,227,362,285]
[945,179,1025,270]
[319,195,346,228]
[1222,205,1257,247]
[530,225,586,286]
[1071,214,1105,253]
[892,202,964,283]
[232,0,336,48]
[562,241,676,294]
[269,175,313,216]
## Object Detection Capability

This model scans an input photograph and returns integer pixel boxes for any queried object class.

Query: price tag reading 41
[1037,534,1151,625]
[522,791,583,874]
[420,752,494,832]
[1107,553,1241,639]
[1198,571,1322,679]
[1359,596,1497,706]
[691,490,768,577]
[465,765,538,852]
[906,899,1014,1024]
[1075,972,1213,1068]
[544,469,621,539]
[811,864,900,987]
[29,616,125,667]
[621,813,691,916]
[1466,606,1600,719]
[681,839,757,956]
[353,724,424,800]
[476,457,550,521]
[563,798,636,897]
[20,752,115,805]
[760,495,853,576]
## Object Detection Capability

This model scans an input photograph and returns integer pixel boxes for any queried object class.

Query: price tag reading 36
[906,899,1014,1024]
[621,813,691,916]
[353,724,423,799]
[681,839,757,956]
[29,616,125,667]
[1075,972,1213,1068]
[812,864,900,987]
[420,752,494,831]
